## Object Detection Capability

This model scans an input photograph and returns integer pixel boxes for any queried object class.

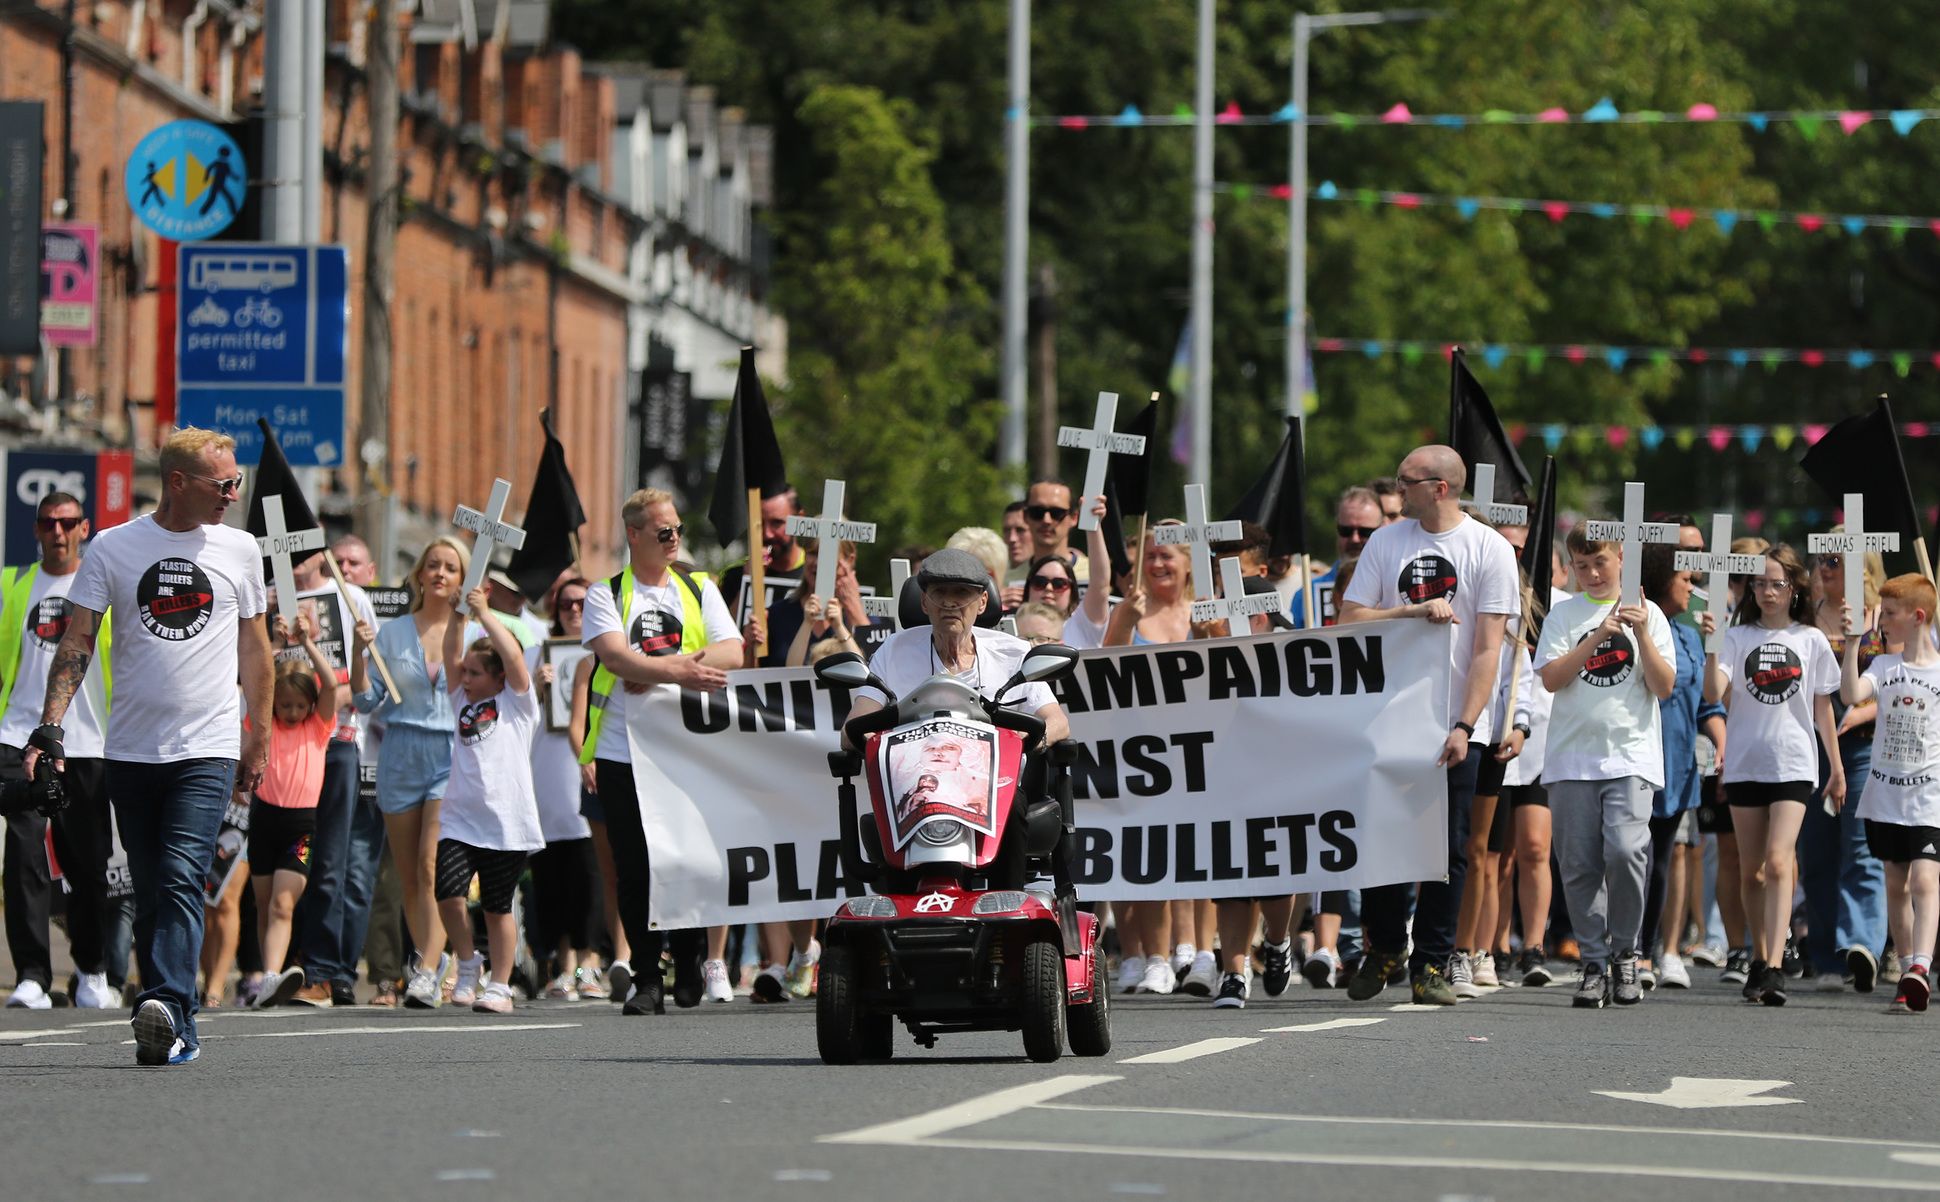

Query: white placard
[1674,513,1765,652]
[451,478,527,614]
[785,479,879,606]
[1058,391,1148,531]
[1807,492,1901,635]
[1151,484,1243,604]
[1582,481,1681,602]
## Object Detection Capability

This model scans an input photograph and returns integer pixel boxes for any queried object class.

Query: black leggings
[527,837,600,955]
[593,758,701,967]
[434,839,527,914]
[1638,813,1682,959]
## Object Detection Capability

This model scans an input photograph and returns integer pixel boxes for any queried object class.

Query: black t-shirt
[719,560,886,667]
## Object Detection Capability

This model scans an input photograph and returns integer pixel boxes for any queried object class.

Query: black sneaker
[1611,956,1642,1006]
[1847,945,1879,994]
[331,981,356,1007]
[622,976,665,1016]
[1346,948,1405,1001]
[1760,963,1789,1007]
[1518,947,1552,987]
[1573,965,1609,1009]
[1743,960,1769,1003]
[1212,972,1250,1009]
[672,948,704,1009]
[1260,940,1294,997]
[1781,937,1804,979]
[1410,964,1457,1006]
[607,960,633,1006]
[1721,948,1752,985]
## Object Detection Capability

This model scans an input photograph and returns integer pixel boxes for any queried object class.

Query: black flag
[244,418,320,539]
[1225,416,1309,559]
[1448,348,1531,500]
[1518,456,1557,643]
[1099,398,1161,580]
[707,346,789,548]
[504,409,588,604]
[1799,396,1927,558]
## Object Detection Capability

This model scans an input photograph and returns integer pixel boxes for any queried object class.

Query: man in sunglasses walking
[1290,486,1386,628]
[24,428,274,1063]
[0,492,117,1011]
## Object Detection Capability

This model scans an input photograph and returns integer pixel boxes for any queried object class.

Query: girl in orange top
[250,610,341,1008]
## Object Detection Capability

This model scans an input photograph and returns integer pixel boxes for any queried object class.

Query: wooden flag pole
[747,486,768,657]
[324,550,402,704]
[1130,514,1150,590]
[1300,554,1317,628]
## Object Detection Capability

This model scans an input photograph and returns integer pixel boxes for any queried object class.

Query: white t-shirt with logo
[1858,654,1940,828]
[443,681,543,852]
[0,566,110,756]
[69,515,267,763]
[1717,622,1838,784]
[580,570,738,763]
[1338,514,1521,744]
[1535,593,1677,788]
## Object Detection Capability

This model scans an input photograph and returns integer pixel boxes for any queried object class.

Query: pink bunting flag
[1564,346,1587,363]
[1269,184,1293,200]
[1928,220,1940,238]
[1839,111,1872,135]
[1686,103,1719,121]
[1707,426,1732,451]
[1907,422,1930,438]
[1393,193,1422,208]
[1746,509,1766,531]
[1536,107,1570,123]
[1508,423,1527,446]
[1058,116,1089,129]
[1605,426,1630,448]
[1689,350,1710,363]
[1542,201,1570,223]
[1931,353,1940,371]
[1800,349,1826,366]
[1441,344,1457,361]
[1216,102,1244,124]
[1315,338,1346,352]
[1804,423,1829,444]
[1667,208,1695,229]
[1382,103,1413,124]
[1797,215,1825,232]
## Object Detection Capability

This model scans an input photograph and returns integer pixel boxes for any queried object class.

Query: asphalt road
[4,964,1935,1200]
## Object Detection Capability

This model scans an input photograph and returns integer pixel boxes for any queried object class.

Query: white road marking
[1110,1186,1167,1196]
[456,1130,502,1139]
[1119,1037,1261,1064]
[0,1027,83,1041]
[1594,1078,1802,1110]
[434,1169,494,1181]
[820,1075,1120,1145]
[89,1173,151,1186]
[224,1022,579,1039]
[773,1169,833,1182]
[1259,1017,1387,1034]
[1893,1153,1940,1168]
[22,1041,84,1047]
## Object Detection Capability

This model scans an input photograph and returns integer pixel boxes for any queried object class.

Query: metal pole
[1000,0,1030,473]
[302,0,325,243]
[1189,0,1214,486]
[262,0,303,242]
[1286,16,1310,422]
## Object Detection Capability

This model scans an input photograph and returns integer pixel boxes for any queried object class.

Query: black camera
[0,726,67,819]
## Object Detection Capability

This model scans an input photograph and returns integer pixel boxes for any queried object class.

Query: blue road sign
[124,120,246,241]
[176,243,348,467]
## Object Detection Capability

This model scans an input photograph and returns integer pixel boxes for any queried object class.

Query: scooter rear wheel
[1020,935,1066,1063]
[817,943,864,1065]
[1067,944,1113,1057]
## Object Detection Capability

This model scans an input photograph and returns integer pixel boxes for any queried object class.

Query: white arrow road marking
[1120,1037,1261,1064]
[1894,1154,1940,1168]
[1594,1078,1802,1110]
[821,1075,1118,1145]
[1259,1017,1387,1034]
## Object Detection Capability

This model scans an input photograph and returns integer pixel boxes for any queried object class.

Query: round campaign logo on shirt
[1744,641,1804,705]
[1398,554,1459,604]
[27,596,73,650]
[1579,630,1636,688]
[136,558,215,641]
[458,697,499,745]
[629,607,684,657]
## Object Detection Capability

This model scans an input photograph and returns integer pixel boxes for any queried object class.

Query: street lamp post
[1286,9,1440,421]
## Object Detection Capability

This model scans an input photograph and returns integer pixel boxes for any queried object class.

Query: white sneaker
[449,954,484,1008]
[1118,954,1147,994]
[544,972,579,1001]
[254,965,305,1009]
[1688,942,1726,968]
[703,958,734,1003]
[1170,943,1197,977]
[1137,958,1176,995]
[5,979,51,1009]
[1181,950,1218,997]
[1450,951,1481,999]
[404,953,449,1009]
[751,962,789,1003]
[606,960,633,1004]
[1302,946,1340,989]
[784,941,820,999]
[1471,951,1499,988]
[1658,951,1692,989]
[72,971,116,1009]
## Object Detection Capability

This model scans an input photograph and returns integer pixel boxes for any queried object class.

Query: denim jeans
[108,758,237,1052]
[297,742,379,987]
[1363,745,1481,974]
[1800,736,1885,973]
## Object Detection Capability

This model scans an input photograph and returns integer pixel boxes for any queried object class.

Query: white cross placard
[451,478,528,615]
[1058,391,1148,532]
[861,558,912,627]
[999,616,1019,636]
[1190,556,1285,625]
[1469,463,1528,527]
[1674,513,1766,652]
[1582,481,1681,602]
[1808,492,1901,634]
[256,495,326,623]
[1151,484,1243,604]
[785,480,879,606]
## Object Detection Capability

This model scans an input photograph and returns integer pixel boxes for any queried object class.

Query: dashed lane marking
[1258,1017,1387,1034]
[820,1075,1120,1146]
[1118,1037,1261,1064]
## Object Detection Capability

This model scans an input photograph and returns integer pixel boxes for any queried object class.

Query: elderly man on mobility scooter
[817,548,1110,1063]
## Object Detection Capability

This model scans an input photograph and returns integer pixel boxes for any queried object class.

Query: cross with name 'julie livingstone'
[451,478,528,615]
[1058,392,1148,533]
[1674,513,1765,652]
[1809,492,1901,635]
[1582,481,1681,603]
[785,480,878,607]
[1152,484,1242,606]
[257,495,326,622]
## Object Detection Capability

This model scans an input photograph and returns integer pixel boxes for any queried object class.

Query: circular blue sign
[123,120,246,241]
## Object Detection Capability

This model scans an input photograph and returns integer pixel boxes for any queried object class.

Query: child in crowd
[1840,573,1940,1012]
[251,611,341,1007]
[1705,544,1844,1007]
[1536,528,1676,1008]
[438,585,544,1014]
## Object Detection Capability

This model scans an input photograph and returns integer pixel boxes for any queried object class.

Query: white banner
[629,619,1452,929]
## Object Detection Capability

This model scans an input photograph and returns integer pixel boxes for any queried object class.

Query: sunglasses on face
[655,524,682,544]
[1024,505,1070,523]
[1816,556,1843,570]
[1337,524,1379,541]
[36,516,83,533]
[1028,574,1073,592]
[557,595,586,612]
[189,473,245,495]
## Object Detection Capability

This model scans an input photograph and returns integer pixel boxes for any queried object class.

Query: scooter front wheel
[817,943,864,1065]
[1020,935,1066,1063]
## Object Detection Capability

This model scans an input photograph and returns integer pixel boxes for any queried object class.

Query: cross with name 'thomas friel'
[1809,492,1901,635]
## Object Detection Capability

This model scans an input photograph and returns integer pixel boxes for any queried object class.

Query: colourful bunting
[1034,100,1940,133]
[1310,337,1938,372]
[1483,420,1937,456]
